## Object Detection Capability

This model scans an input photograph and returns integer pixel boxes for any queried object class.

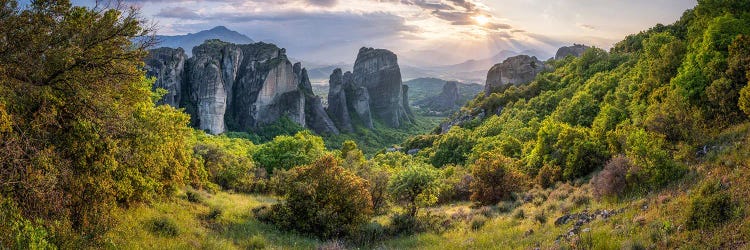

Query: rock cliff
[485,55,545,95]
[353,47,411,127]
[145,39,338,135]
[144,47,187,107]
[555,44,590,60]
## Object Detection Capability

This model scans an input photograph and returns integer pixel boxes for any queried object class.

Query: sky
[67,0,697,66]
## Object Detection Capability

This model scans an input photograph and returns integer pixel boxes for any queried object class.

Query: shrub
[513,209,525,220]
[146,217,180,237]
[253,131,325,173]
[591,155,633,199]
[349,222,388,246]
[430,127,475,167]
[436,165,473,203]
[388,162,440,217]
[269,155,373,239]
[624,128,685,187]
[0,198,54,249]
[686,181,734,229]
[536,164,562,188]
[469,153,526,205]
[533,211,547,224]
[470,215,488,230]
[185,189,205,204]
[245,235,267,250]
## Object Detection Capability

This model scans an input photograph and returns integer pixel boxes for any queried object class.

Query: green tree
[430,127,475,167]
[253,130,325,173]
[388,162,440,217]
[270,155,373,239]
[0,0,199,240]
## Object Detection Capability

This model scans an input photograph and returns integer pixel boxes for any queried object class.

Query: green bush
[388,161,441,217]
[430,127,475,167]
[253,131,325,173]
[686,181,734,229]
[268,155,373,239]
[146,217,180,237]
[0,198,55,249]
[624,128,685,187]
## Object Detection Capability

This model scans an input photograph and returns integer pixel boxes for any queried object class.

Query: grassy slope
[107,124,750,249]
[105,191,320,249]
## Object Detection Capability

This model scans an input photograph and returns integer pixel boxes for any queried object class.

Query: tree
[388,162,440,217]
[0,0,200,240]
[253,130,325,173]
[470,152,526,205]
[270,155,373,239]
[430,127,475,167]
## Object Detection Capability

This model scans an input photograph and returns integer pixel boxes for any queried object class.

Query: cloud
[156,7,201,19]
[306,0,338,7]
[578,23,597,30]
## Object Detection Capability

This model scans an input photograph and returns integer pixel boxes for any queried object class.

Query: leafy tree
[469,153,526,205]
[624,128,684,187]
[269,155,373,239]
[193,133,258,192]
[430,127,475,167]
[253,130,325,173]
[388,162,440,217]
[0,0,199,240]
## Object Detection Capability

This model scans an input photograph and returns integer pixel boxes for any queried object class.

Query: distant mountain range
[153,26,254,55]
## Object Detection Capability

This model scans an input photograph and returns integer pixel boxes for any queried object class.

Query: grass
[104,190,320,249]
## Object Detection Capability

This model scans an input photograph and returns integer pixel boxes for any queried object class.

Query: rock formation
[343,70,374,129]
[144,39,338,135]
[353,47,411,127]
[144,47,187,107]
[416,81,460,112]
[485,55,545,95]
[555,44,590,60]
[327,69,354,132]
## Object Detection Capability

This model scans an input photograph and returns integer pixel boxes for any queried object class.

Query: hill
[154,26,254,54]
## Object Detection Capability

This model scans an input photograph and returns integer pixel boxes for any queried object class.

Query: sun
[473,15,489,26]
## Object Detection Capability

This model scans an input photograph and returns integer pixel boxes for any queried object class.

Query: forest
[2,0,750,249]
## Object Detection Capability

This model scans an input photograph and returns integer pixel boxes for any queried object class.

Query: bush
[388,162,441,217]
[268,155,373,239]
[686,181,734,229]
[146,217,180,237]
[436,165,473,203]
[469,153,526,205]
[0,198,54,249]
[624,128,685,187]
[245,235,267,250]
[185,189,205,204]
[253,131,325,173]
[430,127,475,167]
[470,215,488,230]
[591,155,633,199]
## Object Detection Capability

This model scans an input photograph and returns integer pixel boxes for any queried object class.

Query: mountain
[404,77,483,116]
[154,26,254,55]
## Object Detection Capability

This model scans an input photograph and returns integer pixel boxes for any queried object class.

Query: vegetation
[3,0,750,249]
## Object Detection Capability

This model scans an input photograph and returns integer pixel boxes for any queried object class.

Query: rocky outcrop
[144,47,187,107]
[343,70,374,129]
[353,47,411,127]
[485,55,545,95]
[555,44,590,60]
[415,81,460,112]
[145,39,339,135]
[327,69,353,132]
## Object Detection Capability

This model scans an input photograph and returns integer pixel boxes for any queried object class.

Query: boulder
[485,55,545,96]
[555,44,590,60]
